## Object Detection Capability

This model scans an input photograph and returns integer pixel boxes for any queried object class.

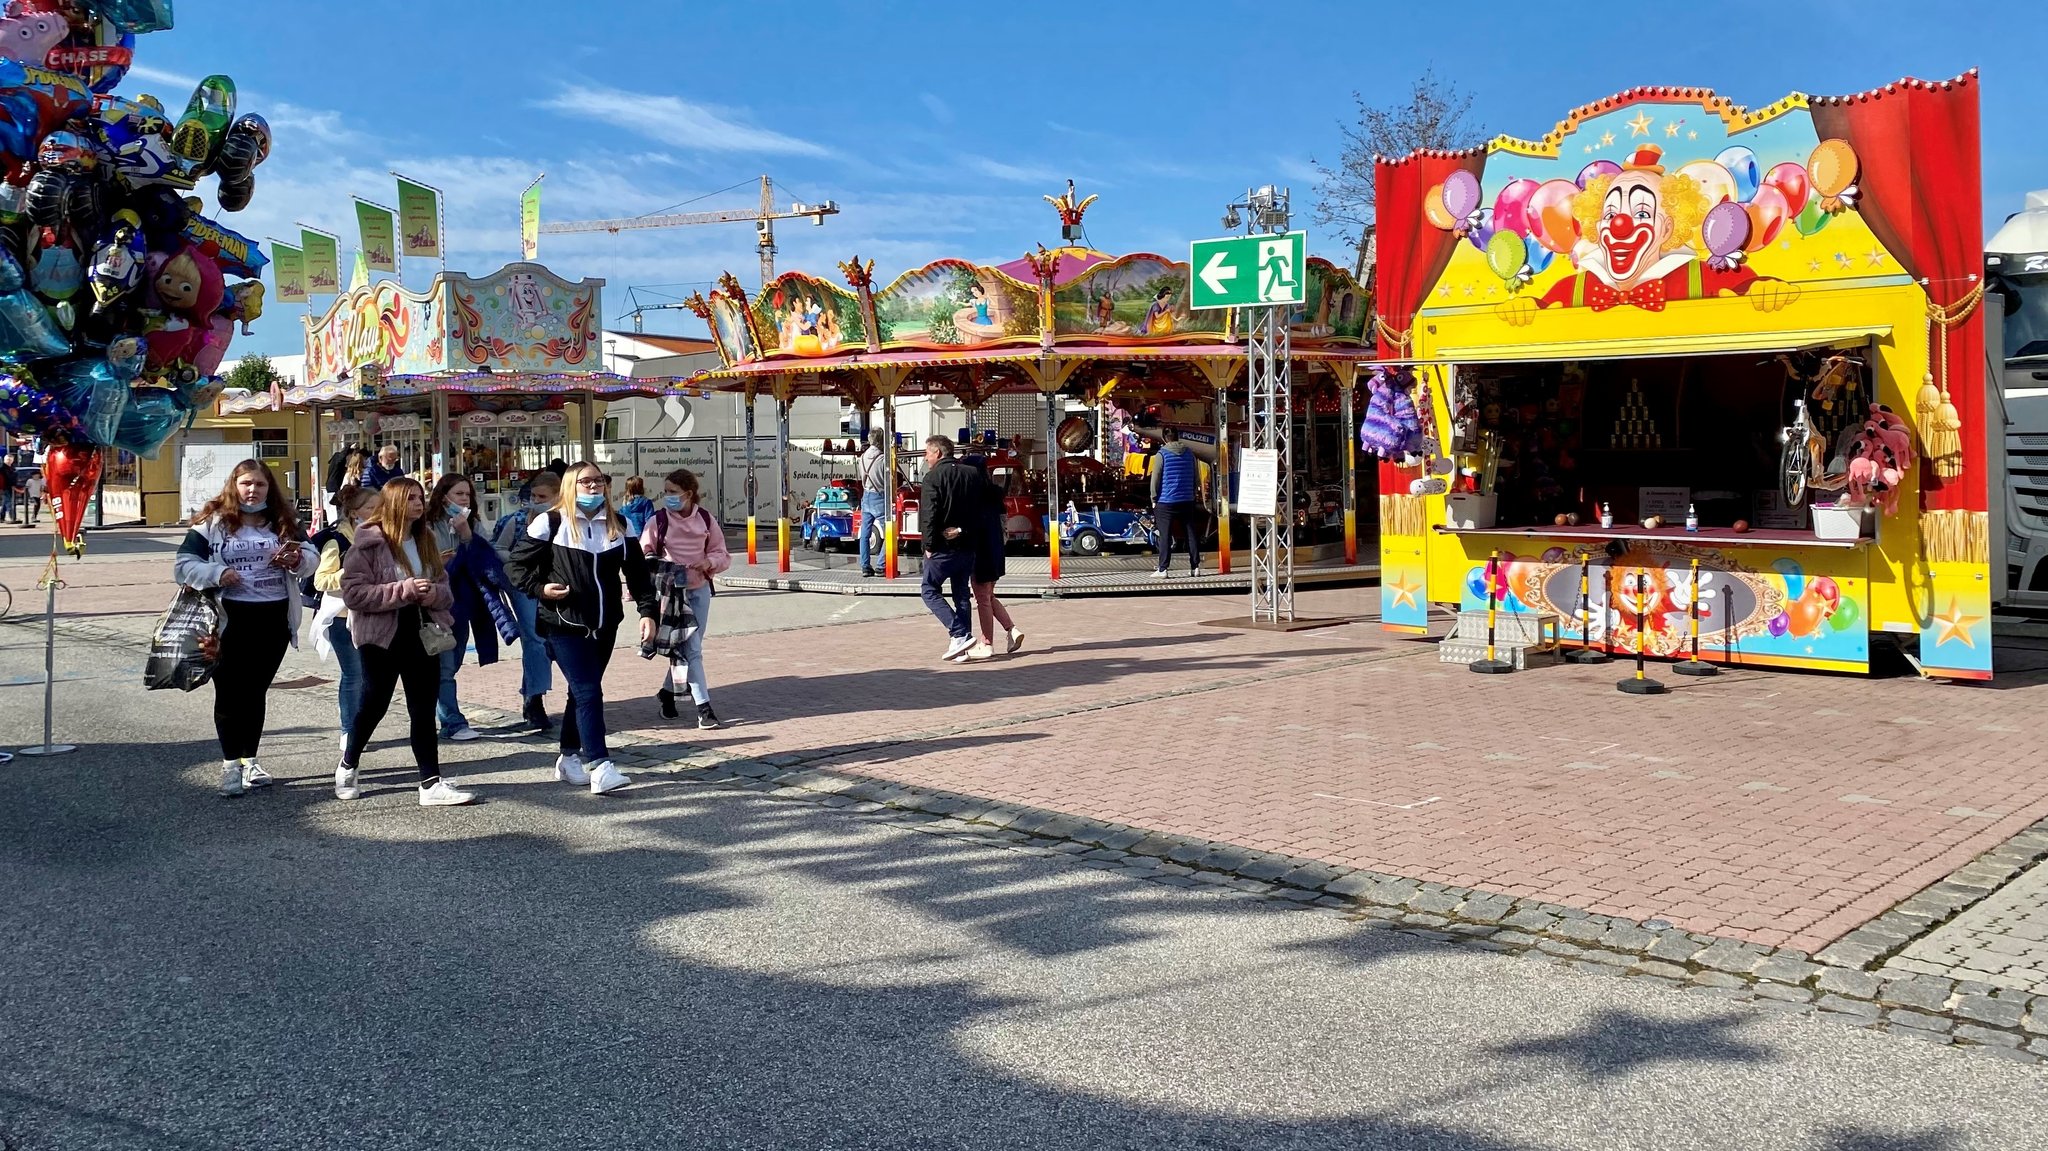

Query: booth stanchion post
[20,555,76,756]
[1617,570,1669,695]
[1470,549,1514,674]
[1564,550,1609,664]
[1673,556,1718,677]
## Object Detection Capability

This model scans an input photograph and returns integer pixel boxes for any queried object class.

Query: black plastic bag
[145,587,222,692]
[639,570,698,661]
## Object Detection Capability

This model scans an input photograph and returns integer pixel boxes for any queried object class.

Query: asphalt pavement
[2,605,2045,1150]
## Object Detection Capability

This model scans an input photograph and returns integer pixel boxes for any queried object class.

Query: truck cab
[1986,190,2048,612]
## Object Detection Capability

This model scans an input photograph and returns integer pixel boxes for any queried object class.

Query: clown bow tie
[1584,278,1667,313]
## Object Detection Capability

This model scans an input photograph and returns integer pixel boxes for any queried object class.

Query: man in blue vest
[1149,428,1202,578]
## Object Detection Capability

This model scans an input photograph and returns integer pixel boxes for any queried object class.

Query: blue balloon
[45,354,131,448]
[1771,556,1805,601]
[1522,243,1555,277]
[1716,146,1761,203]
[0,247,72,360]
[111,389,185,457]
[1465,207,1495,254]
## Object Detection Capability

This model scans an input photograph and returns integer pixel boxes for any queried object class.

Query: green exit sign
[1188,231,1306,310]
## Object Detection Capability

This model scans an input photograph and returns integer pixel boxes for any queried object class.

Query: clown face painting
[1590,163,1697,291]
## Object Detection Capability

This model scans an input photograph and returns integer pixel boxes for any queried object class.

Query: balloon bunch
[1766,558,1857,640]
[1425,137,1861,288]
[0,1,272,553]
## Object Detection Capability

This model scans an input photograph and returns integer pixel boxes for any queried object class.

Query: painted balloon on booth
[1492,178,1539,243]
[1528,179,1580,255]
[1715,146,1760,202]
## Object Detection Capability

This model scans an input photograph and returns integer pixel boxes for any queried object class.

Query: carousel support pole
[883,393,900,580]
[1216,388,1232,575]
[309,401,326,530]
[1334,364,1359,565]
[20,555,74,756]
[1470,550,1514,674]
[1617,569,1669,695]
[774,384,792,575]
[1674,556,1717,677]
[579,384,597,464]
[1565,550,1609,664]
[431,390,451,483]
[743,384,758,566]
[1045,388,1061,581]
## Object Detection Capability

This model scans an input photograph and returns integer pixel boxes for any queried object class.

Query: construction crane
[539,175,838,286]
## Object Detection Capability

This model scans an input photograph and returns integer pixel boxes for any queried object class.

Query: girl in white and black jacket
[505,462,659,796]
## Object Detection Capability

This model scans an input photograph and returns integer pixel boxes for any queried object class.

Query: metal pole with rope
[19,547,75,756]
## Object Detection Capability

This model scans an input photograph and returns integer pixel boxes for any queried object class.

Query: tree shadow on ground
[1485,1007,1777,1080]
[1815,1128,1962,1151]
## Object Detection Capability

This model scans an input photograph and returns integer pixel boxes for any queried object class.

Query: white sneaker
[1005,628,1025,655]
[241,759,274,788]
[1149,568,1169,579]
[444,725,481,742]
[418,780,477,806]
[334,763,360,801]
[942,635,974,662]
[588,760,630,795]
[963,642,994,662]
[219,760,244,798]
[554,752,589,786]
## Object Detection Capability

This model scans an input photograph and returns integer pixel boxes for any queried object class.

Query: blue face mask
[575,493,606,514]
[662,494,684,511]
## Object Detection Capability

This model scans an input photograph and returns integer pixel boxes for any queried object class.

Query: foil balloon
[49,19,137,94]
[1715,146,1760,202]
[92,1,177,35]
[47,353,132,446]
[0,245,72,358]
[167,75,236,172]
[42,441,103,556]
[0,11,70,65]
[1527,179,1580,255]
[0,57,95,164]
[0,370,89,442]
[110,387,183,457]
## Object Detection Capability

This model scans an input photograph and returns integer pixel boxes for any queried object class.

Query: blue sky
[126,0,2045,361]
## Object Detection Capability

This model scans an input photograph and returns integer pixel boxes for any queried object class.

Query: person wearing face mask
[339,478,473,805]
[505,462,659,795]
[426,474,517,742]
[308,484,380,752]
[493,473,560,731]
[173,459,314,797]
[640,467,731,728]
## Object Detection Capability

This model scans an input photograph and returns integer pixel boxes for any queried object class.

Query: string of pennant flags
[267,173,447,304]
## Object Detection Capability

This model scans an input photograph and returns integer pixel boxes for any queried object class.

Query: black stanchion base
[1469,659,1516,675]
[1564,648,1611,664]
[1672,660,1719,677]
[1616,677,1668,695]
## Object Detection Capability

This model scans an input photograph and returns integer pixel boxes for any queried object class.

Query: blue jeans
[552,625,619,761]
[857,492,888,572]
[436,645,468,735]
[509,588,554,698]
[920,548,976,639]
[328,616,364,736]
[661,583,714,705]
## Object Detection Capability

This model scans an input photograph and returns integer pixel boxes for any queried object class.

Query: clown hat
[1622,144,1666,174]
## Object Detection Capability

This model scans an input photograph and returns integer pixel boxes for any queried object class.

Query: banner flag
[394,175,442,259]
[354,199,397,272]
[520,174,543,262]
[300,228,340,296]
[271,241,307,303]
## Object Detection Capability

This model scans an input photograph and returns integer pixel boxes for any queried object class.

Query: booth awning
[1433,325,1890,364]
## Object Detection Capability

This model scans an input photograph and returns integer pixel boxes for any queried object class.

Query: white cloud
[961,155,1066,185]
[124,63,199,92]
[919,92,954,125]
[537,83,830,157]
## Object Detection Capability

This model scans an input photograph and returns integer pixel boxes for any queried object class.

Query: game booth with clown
[1369,74,1991,679]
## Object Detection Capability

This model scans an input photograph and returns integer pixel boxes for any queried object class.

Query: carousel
[687,190,1385,594]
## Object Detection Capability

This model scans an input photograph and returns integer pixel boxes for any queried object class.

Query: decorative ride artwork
[304,279,444,386]
[448,263,601,370]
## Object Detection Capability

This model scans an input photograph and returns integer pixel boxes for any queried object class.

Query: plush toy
[1841,402,1916,515]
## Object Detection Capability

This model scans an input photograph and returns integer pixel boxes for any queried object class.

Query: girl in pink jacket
[640,468,731,729]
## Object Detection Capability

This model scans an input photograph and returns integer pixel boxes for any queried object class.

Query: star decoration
[1866,248,1886,267]
[1627,111,1654,137]
[1932,599,1981,648]
[1463,284,1476,298]
[1486,285,1498,297]
[1389,574,1423,611]
[1808,258,1824,272]
[1599,131,1615,147]
[1437,284,1452,299]
[1583,144,1592,154]
[1664,121,1682,138]
[1834,253,1853,269]
[1687,129,1699,140]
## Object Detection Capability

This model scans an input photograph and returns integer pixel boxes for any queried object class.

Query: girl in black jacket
[505,462,658,795]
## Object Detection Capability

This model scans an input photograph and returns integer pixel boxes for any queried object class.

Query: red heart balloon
[44,442,103,554]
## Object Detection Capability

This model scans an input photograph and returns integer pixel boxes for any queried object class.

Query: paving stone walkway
[1885,858,2048,994]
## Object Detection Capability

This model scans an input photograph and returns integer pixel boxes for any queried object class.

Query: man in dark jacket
[918,435,984,661]
[364,444,407,490]
[1149,428,1203,577]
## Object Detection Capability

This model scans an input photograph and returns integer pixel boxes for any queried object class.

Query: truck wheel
[1069,528,1104,557]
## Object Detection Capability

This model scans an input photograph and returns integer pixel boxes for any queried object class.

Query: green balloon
[1485,230,1528,282]
[1828,595,1862,633]
[1794,197,1829,237]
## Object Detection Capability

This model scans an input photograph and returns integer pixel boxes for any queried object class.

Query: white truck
[1986,189,2048,612]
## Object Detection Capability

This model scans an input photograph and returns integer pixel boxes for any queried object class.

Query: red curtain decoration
[1810,72,1985,513]
[1372,150,1484,493]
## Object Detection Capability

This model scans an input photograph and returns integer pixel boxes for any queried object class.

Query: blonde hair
[371,477,444,578]
[1571,172,1708,256]
[554,461,625,541]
